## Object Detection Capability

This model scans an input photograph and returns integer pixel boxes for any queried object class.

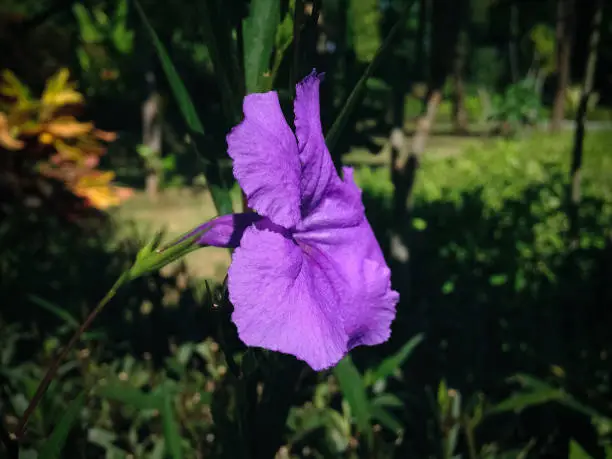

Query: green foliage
[470,47,505,89]
[489,78,542,134]
[73,0,135,96]
[529,23,556,75]
[348,0,382,63]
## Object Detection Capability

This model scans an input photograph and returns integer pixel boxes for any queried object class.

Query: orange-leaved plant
[0,68,131,210]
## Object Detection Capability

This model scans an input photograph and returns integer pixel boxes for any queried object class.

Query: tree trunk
[391,91,441,263]
[508,1,519,83]
[415,0,428,84]
[142,72,163,203]
[390,0,456,262]
[570,0,602,236]
[452,29,469,133]
[551,0,575,132]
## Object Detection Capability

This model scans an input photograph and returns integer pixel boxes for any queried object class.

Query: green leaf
[96,383,161,411]
[73,4,103,43]
[38,391,86,459]
[371,393,404,409]
[161,384,183,459]
[28,295,79,328]
[370,405,403,434]
[569,439,594,459]
[243,0,280,93]
[366,334,424,386]
[134,0,204,134]
[333,356,372,446]
[487,389,563,414]
[325,0,414,153]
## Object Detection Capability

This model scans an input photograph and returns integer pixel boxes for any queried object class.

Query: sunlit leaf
[0,112,25,150]
[45,118,94,138]
[41,69,83,108]
[243,0,280,93]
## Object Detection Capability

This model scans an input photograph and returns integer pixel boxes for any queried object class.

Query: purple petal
[294,70,339,214]
[295,166,364,241]
[295,169,399,350]
[228,226,348,370]
[227,92,301,228]
[195,213,261,248]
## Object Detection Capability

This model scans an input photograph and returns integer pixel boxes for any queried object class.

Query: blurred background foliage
[1,0,612,458]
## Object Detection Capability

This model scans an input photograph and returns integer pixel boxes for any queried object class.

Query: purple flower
[195,71,399,371]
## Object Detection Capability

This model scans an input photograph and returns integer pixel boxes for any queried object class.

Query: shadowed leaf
[38,391,86,459]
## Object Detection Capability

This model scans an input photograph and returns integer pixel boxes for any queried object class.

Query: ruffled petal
[294,70,340,215]
[227,92,301,228]
[295,168,399,351]
[228,226,348,370]
[295,166,365,242]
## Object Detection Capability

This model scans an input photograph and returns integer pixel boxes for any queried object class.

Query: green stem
[14,273,128,440]
[464,419,478,459]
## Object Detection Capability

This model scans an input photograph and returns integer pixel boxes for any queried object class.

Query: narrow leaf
[134,0,204,134]
[325,0,415,153]
[333,356,372,446]
[97,383,161,411]
[38,391,86,459]
[367,333,424,385]
[487,389,563,414]
[569,439,594,459]
[370,405,403,434]
[243,0,280,93]
[28,295,79,328]
[161,384,183,459]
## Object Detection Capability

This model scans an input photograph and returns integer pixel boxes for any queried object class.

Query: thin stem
[14,274,127,440]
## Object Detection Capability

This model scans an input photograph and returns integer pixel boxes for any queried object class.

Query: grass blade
[134,0,204,134]
[28,295,79,328]
[325,0,415,153]
[243,0,280,93]
[38,391,85,459]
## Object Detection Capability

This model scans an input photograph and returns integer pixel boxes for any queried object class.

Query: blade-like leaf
[38,391,86,459]
[569,439,594,459]
[370,405,403,434]
[134,0,204,134]
[487,389,563,415]
[333,356,372,446]
[325,0,416,153]
[96,383,161,411]
[243,0,280,93]
[161,384,183,459]
[367,333,424,386]
[28,295,79,328]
